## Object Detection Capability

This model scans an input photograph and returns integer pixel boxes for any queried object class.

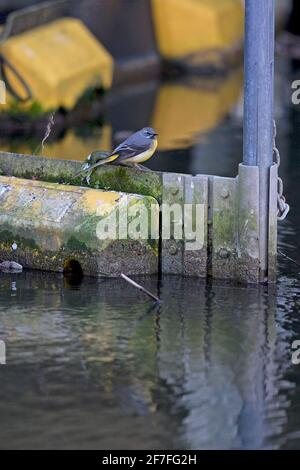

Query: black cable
[0,52,32,102]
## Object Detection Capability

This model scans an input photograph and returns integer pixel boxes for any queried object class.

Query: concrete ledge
[0,151,163,203]
[161,165,276,284]
[0,175,159,276]
[0,152,277,283]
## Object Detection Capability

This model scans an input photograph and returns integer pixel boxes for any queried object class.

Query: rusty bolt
[219,248,230,259]
[221,188,230,199]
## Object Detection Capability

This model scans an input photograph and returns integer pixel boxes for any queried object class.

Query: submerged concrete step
[0,176,159,277]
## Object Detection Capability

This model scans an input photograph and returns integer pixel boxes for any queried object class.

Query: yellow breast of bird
[122,139,158,164]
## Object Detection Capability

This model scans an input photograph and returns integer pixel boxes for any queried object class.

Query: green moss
[213,209,236,248]
[128,198,159,255]
[65,236,89,252]
[75,84,105,106]
[237,208,259,250]
[0,229,38,249]
[0,152,163,203]
[68,213,103,250]
[90,167,163,203]
[148,237,159,254]
[6,100,45,119]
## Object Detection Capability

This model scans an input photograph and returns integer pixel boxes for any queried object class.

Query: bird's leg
[119,162,152,172]
[134,163,153,172]
[85,169,93,185]
[119,162,133,168]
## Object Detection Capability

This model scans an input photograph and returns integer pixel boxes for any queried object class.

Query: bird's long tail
[72,154,119,181]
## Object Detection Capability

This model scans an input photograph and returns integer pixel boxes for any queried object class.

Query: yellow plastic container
[151,69,243,150]
[151,0,244,60]
[1,18,113,111]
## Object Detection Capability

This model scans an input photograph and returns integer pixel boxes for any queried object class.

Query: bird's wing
[77,132,151,177]
[112,143,150,162]
[111,132,150,162]
[112,131,141,153]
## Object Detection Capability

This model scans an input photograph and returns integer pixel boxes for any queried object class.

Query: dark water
[1,61,300,449]
[0,68,244,177]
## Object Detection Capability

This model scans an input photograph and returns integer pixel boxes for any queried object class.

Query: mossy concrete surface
[0,151,163,203]
[0,175,159,276]
[210,176,238,281]
[0,152,277,283]
[161,173,209,277]
[161,166,277,284]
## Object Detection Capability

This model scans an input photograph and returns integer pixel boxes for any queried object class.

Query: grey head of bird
[141,127,158,140]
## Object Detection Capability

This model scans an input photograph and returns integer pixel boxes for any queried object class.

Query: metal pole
[243,0,275,281]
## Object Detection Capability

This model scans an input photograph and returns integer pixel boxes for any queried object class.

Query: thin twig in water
[34,111,55,156]
[121,273,160,302]
[85,269,160,301]
[278,250,300,269]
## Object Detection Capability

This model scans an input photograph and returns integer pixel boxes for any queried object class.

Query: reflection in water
[0,271,298,450]
[0,68,243,174]
[0,60,300,449]
[152,70,243,151]
[0,126,112,162]
[43,125,112,161]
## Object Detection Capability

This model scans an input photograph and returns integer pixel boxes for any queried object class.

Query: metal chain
[273,120,290,221]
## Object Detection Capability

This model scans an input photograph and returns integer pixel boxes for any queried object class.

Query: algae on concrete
[0,175,159,277]
[0,151,163,203]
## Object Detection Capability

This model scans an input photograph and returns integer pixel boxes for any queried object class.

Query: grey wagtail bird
[74,127,158,182]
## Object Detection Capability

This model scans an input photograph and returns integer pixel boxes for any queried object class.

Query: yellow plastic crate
[151,0,244,60]
[1,18,113,111]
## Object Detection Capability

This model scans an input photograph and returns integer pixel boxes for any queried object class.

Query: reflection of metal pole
[243,0,275,282]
